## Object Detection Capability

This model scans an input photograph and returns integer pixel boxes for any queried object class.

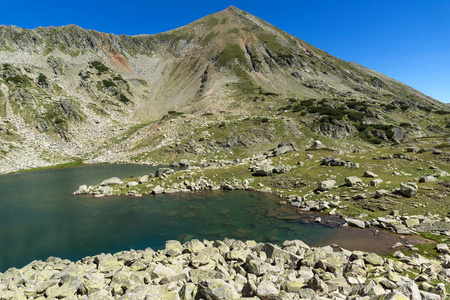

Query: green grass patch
[118,93,131,104]
[217,43,247,67]
[14,160,85,174]
[91,61,109,75]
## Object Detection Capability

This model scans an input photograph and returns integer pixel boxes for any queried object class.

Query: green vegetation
[258,33,293,60]
[217,43,247,67]
[37,73,48,86]
[102,79,116,88]
[203,17,220,28]
[91,61,109,75]
[6,75,29,85]
[168,110,184,116]
[118,93,131,104]
[15,159,84,174]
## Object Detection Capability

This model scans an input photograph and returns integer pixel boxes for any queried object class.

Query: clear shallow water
[0,164,415,272]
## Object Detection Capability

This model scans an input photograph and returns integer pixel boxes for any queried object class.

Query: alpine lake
[0,164,425,272]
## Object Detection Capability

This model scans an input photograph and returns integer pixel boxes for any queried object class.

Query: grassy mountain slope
[0,6,448,172]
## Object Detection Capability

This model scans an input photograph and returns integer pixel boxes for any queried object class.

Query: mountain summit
[0,7,448,172]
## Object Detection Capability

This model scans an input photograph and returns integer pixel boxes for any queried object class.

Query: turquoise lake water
[0,164,407,272]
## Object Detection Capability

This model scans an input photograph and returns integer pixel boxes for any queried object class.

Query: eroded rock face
[0,238,447,299]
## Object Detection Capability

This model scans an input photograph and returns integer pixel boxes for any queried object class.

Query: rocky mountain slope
[0,6,448,173]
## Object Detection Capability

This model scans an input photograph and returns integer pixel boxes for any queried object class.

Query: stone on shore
[100,177,122,186]
[152,185,165,194]
[346,218,365,229]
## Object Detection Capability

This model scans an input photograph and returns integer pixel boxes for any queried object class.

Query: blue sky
[1,0,449,103]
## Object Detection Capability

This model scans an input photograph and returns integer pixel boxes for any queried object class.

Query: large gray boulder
[252,162,273,176]
[256,280,279,300]
[317,180,336,191]
[419,175,436,183]
[347,218,365,229]
[400,182,418,197]
[396,281,421,300]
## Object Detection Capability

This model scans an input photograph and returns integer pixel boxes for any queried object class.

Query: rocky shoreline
[1,238,448,299]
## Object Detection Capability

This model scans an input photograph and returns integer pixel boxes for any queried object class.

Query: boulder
[375,189,389,197]
[317,180,336,191]
[363,171,378,178]
[273,164,291,174]
[364,253,384,266]
[404,218,420,228]
[252,162,273,176]
[436,243,449,254]
[406,146,420,152]
[152,185,165,195]
[419,175,436,183]
[369,178,383,187]
[312,140,323,149]
[273,142,297,156]
[197,279,240,300]
[391,127,409,143]
[400,182,418,197]
[165,240,183,257]
[256,280,279,300]
[138,175,149,184]
[321,156,345,166]
[345,176,363,187]
[179,159,190,166]
[74,184,89,194]
[156,168,175,177]
[347,218,365,229]
[100,177,122,186]
[127,181,138,187]
[396,281,421,300]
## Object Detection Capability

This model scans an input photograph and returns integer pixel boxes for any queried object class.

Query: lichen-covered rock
[256,280,279,300]
[197,279,240,300]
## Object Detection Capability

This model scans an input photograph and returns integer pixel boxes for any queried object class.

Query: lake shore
[0,238,447,299]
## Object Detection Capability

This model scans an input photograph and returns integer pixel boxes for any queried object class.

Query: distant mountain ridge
[0,6,448,173]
